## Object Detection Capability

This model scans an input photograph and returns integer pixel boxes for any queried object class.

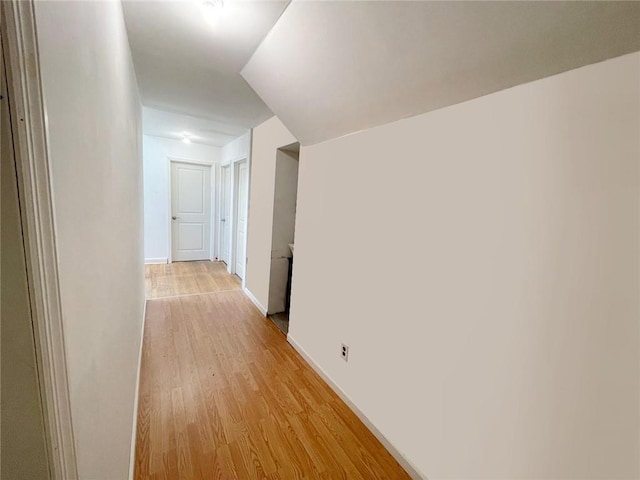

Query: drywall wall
[268,149,299,313]
[221,131,250,165]
[143,134,220,263]
[242,1,640,145]
[34,2,144,478]
[289,52,640,479]
[245,116,296,312]
[0,49,49,479]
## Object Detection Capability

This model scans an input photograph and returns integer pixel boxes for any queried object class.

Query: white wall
[245,117,296,312]
[221,131,250,165]
[34,2,144,478]
[289,53,640,479]
[143,135,220,263]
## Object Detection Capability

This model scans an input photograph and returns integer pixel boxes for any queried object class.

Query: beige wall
[34,1,145,478]
[245,116,296,311]
[289,52,640,479]
[1,37,49,478]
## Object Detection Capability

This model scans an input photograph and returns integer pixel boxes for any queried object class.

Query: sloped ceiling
[242,1,640,145]
[122,0,289,131]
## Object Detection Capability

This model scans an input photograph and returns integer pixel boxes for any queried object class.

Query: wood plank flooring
[145,261,241,299]
[135,263,411,479]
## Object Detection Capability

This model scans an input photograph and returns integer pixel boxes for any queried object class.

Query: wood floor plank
[135,262,411,479]
[145,261,241,299]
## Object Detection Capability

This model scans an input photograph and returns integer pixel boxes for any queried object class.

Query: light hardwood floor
[136,263,411,479]
[145,261,241,299]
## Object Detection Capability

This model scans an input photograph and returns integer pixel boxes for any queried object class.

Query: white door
[219,165,231,264]
[235,161,248,278]
[171,162,211,262]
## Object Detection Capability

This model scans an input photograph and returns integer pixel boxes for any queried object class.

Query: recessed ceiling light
[199,0,225,25]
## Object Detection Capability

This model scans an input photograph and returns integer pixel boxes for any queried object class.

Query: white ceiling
[122,0,289,136]
[142,107,246,146]
[242,1,640,145]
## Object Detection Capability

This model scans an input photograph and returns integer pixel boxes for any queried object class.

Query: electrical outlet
[341,343,349,362]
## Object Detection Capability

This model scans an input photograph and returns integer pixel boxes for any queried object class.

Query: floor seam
[145,288,243,301]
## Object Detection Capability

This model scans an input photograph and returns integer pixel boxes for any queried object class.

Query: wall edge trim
[128,299,147,480]
[243,287,267,316]
[144,258,168,265]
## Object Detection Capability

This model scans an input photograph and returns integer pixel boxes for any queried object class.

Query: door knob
[221,218,226,222]
[172,216,178,220]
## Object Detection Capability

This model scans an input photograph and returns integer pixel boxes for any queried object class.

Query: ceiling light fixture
[199,0,225,25]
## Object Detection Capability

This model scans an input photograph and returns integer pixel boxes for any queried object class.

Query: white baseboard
[144,258,167,264]
[286,335,426,480]
[129,299,147,480]
[242,287,267,316]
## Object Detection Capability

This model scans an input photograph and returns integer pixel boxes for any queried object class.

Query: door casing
[233,159,249,279]
[1,2,78,477]
[218,164,231,265]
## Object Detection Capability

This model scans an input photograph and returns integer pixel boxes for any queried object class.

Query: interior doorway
[233,159,249,279]
[219,164,231,265]
[267,142,300,334]
[170,160,212,262]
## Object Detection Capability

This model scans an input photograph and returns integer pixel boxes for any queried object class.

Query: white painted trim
[228,161,238,275]
[209,164,218,262]
[226,161,235,275]
[167,155,215,167]
[242,129,253,290]
[144,257,168,264]
[231,156,248,279]
[220,153,248,167]
[213,163,221,260]
[218,163,232,268]
[286,335,427,480]
[128,299,147,480]
[166,156,172,263]
[242,287,267,316]
[1,1,78,478]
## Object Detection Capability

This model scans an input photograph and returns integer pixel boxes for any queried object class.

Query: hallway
[135,262,411,479]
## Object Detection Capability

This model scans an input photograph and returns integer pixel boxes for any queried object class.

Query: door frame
[217,163,231,266]
[218,155,250,277]
[167,156,215,263]
[231,158,248,280]
[1,1,78,477]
